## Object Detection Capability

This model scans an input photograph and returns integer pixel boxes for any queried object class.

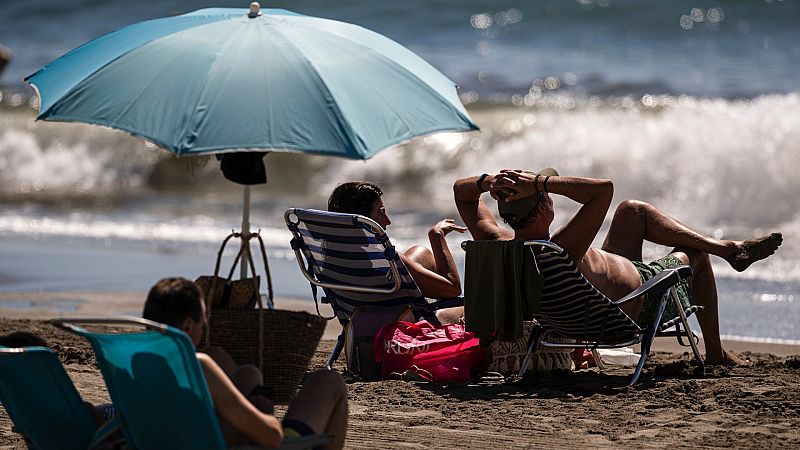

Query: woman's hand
[430,219,467,237]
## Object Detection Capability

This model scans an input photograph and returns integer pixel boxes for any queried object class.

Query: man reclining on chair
[454,169,782,366]
[142,277,348,449]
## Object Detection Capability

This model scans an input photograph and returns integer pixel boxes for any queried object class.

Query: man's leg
[283,369,348,450]
[603,200,781,270]
[670,249,744,365]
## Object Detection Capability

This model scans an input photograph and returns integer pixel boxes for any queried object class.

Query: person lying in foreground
[328,181,466,322]
[454,169,783,366]
[142,278,348,449]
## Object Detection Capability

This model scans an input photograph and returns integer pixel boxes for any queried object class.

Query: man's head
[328,181,390,228]
[497,167,558,231]
[142,277,206,345]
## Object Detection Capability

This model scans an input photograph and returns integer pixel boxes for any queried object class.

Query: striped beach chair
[285,208,463,370]
[463,240,704,385]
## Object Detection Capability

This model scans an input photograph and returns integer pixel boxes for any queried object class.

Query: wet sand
[1,293,799,448]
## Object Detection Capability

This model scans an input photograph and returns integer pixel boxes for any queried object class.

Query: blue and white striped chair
[463,239,704,385]
[285,208,463,370]
[527,240,705,384]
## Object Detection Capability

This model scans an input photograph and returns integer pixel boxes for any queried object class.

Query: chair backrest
[61,319,226,450]
[528,241,641,340]
[0,346,99,450]
[285,208,426,322]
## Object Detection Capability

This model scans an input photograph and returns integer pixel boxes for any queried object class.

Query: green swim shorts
[631,255,693,328]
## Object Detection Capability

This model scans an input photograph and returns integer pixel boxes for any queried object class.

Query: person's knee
[615,199,650,217]
[672,249,711,274]
[404,245,435,270]
[305,369,347,396]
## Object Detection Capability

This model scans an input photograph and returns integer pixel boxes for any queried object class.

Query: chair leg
[518,325,544,378]
[630,292,669,386]
[327,332,345,370]
[591,349,605,371]
[670,287,704,365]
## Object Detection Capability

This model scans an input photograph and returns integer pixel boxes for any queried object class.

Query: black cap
[497,167,558,223]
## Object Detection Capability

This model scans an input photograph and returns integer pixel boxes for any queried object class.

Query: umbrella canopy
[25,5,478,159]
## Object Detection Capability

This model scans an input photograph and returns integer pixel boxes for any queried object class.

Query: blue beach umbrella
[25,4,477,158]
[25,3,478,295]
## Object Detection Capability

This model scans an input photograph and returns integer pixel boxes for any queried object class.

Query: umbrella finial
[248,2,261,18]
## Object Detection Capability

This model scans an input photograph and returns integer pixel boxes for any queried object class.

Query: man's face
[369,197,391,229]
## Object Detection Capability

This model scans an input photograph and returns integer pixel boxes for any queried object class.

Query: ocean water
[0,0,798,341]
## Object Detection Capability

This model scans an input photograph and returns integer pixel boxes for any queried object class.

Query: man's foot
[725,232,783,272]
[706,350,750,366]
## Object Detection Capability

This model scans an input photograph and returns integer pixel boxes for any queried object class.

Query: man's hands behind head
[490,169,540,202]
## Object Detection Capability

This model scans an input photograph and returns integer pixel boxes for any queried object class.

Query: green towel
[463,240,542,341]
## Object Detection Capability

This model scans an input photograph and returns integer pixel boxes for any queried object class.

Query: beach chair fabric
[526,240,704,384]
[286,208,427,323]
[51,317,331,450]
[0,346,101,450]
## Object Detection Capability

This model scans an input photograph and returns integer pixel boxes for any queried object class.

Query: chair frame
[518,240,704,385]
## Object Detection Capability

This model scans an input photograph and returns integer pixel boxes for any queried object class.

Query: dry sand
[1,293,799,449]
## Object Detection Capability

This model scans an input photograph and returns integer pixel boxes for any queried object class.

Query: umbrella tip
[248,2,261,18]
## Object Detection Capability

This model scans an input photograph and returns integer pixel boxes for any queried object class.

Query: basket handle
[205,232,238,347]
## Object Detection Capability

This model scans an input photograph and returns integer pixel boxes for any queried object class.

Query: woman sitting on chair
[328,182,466,322]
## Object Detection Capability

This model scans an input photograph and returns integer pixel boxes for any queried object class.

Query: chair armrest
[614,265,692,306]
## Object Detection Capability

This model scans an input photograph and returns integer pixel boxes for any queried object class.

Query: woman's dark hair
[142,277,203,328]
[328,182,383,217]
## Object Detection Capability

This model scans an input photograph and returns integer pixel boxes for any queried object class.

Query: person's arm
[453,174,514,241]
[402,219,465,298]
[197,353,283,448]
[493,170,613,263]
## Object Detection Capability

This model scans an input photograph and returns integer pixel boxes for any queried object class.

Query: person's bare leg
[603,200,781,270]
[283,370,348,450]
[673,248,746,365]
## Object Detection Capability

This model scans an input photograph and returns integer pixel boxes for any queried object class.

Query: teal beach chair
[0,345,117,450]
[51,316,331,450]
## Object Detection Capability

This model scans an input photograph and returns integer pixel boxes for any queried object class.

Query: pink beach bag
[374,320,484,382]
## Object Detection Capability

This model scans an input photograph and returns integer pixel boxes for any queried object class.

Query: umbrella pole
[240,186,251,279]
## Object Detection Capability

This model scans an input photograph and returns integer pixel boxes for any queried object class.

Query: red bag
[374,320,484,382]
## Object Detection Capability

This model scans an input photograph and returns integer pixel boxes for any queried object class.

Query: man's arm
[453,174,514,241]
[198,353,283,448]
[494,170,613,263]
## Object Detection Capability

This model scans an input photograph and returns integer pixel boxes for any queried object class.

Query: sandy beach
[1,293,799,449]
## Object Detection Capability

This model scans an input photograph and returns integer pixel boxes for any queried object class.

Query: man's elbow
[442,283,462,298]
[599,179,613,202]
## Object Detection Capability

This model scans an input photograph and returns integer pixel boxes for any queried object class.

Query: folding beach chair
[50,316,331,450]
[285,208,463,369]
[0,345,119,450]
[463,240,704,385]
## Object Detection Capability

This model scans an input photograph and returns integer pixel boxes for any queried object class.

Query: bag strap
[252,231,274,309]
[205,232,238,347]
[240,240,265,371]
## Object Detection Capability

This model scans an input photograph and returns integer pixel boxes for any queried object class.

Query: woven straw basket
[208,308,327,404]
